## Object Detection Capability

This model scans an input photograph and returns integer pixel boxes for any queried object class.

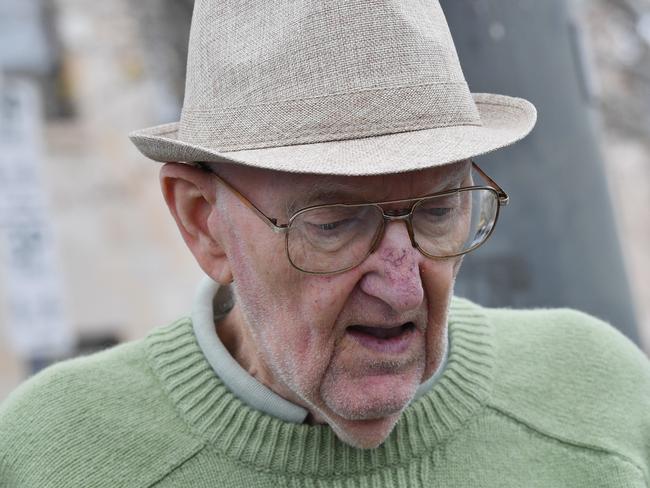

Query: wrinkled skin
[160,160,470,448]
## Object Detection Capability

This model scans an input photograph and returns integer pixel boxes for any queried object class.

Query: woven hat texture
[130,0,537,175]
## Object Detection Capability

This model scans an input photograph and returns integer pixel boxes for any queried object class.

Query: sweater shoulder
[484,306,650,475]
[0,318,203,487]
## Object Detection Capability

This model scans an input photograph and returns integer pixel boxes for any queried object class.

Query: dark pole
[441,0,640,342]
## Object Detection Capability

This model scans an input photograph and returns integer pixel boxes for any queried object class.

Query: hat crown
[185,0,466,108]
[179,0,481,151]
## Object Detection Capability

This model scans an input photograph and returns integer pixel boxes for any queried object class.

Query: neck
[216,307,255,376]
[216,304,317,418]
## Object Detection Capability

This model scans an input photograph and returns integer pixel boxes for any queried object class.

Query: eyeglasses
[198,162,508,275]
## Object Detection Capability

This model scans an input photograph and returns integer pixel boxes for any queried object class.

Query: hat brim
[129,93,536,176]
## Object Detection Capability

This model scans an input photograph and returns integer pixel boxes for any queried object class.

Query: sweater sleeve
[0,339,203,487]
[487,307,650,483]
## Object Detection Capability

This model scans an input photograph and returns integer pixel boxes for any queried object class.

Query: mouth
[346,322,417,354]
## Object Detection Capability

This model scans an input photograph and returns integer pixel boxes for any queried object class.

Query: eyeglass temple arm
[471,161,509,206]
[196,163,289,233]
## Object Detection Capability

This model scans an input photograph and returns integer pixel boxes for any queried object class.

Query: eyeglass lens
[287,188,499,274]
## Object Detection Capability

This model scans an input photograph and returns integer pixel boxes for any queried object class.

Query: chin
[326,391,410,421]
[320,364,422,418]
[329,413,403,449]
[319,381,415,449]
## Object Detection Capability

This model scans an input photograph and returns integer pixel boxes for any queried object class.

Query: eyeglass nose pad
[383,207,419,249]
[367,219,386,255]
[404,218,418,248]
[368,213,418,256]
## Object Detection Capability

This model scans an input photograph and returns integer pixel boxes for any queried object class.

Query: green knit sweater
[1,298,649,487]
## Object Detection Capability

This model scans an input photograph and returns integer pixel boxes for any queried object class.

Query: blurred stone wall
[44,0,200,340]
[134,0,194,107]
[0,0,201,400]
[43,0,202,339]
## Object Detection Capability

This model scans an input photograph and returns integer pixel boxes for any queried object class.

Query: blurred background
[1,0,649,401]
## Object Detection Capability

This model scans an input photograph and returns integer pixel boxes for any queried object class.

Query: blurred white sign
[0,74,74,359]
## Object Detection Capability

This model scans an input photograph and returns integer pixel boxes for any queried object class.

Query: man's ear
[159,162,233,284]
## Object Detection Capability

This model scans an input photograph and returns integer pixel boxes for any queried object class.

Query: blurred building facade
[444,0,639,342]
[1,0,649,401]
[582,0,650,351]
[0,0,201,400]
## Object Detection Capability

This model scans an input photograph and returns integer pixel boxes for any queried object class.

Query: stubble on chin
[318,352,425,421]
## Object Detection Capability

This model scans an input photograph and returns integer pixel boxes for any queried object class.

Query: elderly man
[2,0,650,486]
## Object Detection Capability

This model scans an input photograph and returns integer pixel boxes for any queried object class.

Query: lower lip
[346,326,417,354]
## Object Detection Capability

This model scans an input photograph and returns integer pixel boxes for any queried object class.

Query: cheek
[277,276,355,363]
[421,258,457,296]
[260,275,358,398]
[420,258,459,375]
[304,275,343,316]
[227,221,290,294]
[228,225,359,385]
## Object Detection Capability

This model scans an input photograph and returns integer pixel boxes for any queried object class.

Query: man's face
[211,161,470,448]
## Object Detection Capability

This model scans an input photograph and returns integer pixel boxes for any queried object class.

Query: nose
[358,220,425,313]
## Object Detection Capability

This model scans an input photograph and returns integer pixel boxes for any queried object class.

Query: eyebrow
[285,163,472,215]
[436,164,471,191]
[286,181,361,215]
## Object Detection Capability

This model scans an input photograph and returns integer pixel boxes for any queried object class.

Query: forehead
[217,160,471,211]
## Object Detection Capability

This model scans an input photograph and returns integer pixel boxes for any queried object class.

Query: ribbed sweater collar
[145,294,495,477]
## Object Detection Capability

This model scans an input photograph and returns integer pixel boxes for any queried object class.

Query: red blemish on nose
[380,248,407,268]
[357,247,424,312]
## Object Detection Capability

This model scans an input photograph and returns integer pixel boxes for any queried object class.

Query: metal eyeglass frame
[197,161,509,275]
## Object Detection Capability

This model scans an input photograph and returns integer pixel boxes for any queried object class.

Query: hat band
[178,82,481,152]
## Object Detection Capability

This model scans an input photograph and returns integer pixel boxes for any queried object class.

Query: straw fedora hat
[130,0,536,176]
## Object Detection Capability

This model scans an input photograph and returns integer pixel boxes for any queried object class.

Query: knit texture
[1,298,649,487]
